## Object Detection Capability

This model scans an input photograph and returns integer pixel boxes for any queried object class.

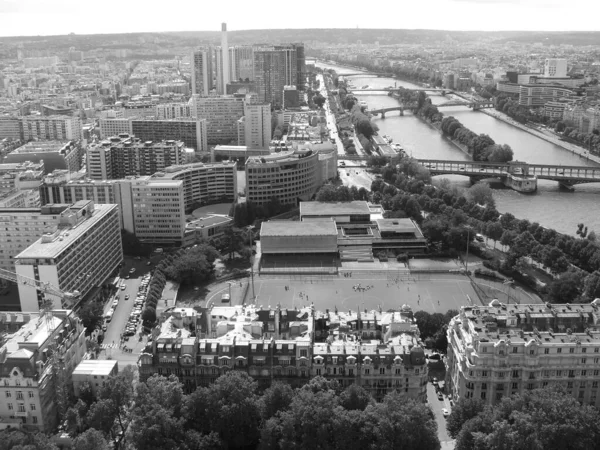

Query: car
[459,167,465,171]
[480,168,486,172]
[125,275,130,279]
[129,268,136,274]
[102,324,107,332]
[221,293,231,303]
[146,261,152,266]
[475,234,485,242]
[558,171,564,175]
[437,393,444,401]
[442,408,450,418]
[134,256,141,260]
[112,299,119,308]
[121,285,126,290]
[124,294,130,300]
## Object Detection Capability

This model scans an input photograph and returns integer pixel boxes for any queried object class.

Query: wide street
[427,381,454,449]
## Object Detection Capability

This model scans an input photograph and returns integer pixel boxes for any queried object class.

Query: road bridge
[417,159,600,192]
[369,100,494,117]
[342,73,394,77]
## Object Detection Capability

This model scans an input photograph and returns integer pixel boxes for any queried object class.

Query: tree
[120,230,152,257]
[555,121,566,133]
[313,94,326,108]
[78,301,104,333]
[355,119,376,139]
[72,429,110,450]
[446,397,487,439]
[455,387,600,450]
[485,222,504,248]
[338,384,374,411]
[546,269,584,303]
[0,429,59,450]
[260,382,295,421]
[486,144,514,162]
[583,271,600,301]
[465,182,494,207]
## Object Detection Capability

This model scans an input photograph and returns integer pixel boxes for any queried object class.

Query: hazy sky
[0,0,598,37]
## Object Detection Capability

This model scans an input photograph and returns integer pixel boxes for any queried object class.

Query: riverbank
[410,111,473,159]
[479,109,600,166]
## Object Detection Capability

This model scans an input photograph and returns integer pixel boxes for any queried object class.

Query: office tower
[233,45,255,81]
[244,102,272,149]
[253,45,301,108]
[544,58,568,78]
[0,310,86,431]
[86,135,187,180]
[15,201,122,311]
[191,95,245,144]
[215,47,235,95]
[293,43,306,90]
[221,23,230,91]
[191,48,213,96]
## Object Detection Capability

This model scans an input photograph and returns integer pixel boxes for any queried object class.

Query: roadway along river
[317,62,600,236]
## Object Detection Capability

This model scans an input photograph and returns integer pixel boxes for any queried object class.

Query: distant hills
[2,29,600,48]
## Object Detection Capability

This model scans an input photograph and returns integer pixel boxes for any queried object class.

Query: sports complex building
[259,201,428,273]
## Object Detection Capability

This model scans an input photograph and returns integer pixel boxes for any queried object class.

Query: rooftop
[15,202,118,260]
[260,220,338,237]
[72,359,118,377]
[300,201,371,217]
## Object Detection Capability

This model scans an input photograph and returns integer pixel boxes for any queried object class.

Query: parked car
[129,268,136,274]
[442,408,450,418]
[112,299,119,308]
[120,285,126,290]
[437,393,444,401]
[124,294,130,300]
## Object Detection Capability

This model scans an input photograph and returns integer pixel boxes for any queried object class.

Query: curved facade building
[246,146,336,205]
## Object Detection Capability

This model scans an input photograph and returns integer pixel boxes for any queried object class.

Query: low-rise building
[6,141,84,174]
[72,360,118,398]
[446,300,600,407]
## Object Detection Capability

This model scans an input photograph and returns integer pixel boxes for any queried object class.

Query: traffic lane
[104,277,141,346]
[427,383,453,443]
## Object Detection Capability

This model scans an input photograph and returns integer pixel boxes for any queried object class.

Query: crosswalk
[100,343,119,349]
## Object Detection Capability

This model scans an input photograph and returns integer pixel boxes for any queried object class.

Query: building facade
[0,310,86,432]
[446,300,600,407]
[20,116,82,141]
[243,102,271,149]
[15,201,122,311]
[191,95,245,144]
[191,48,213,96]
[152,161,237,212]
[86,135,187,180]
[518,84,575,107]
[6,141,84,174]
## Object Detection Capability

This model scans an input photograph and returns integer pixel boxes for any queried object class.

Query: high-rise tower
[221,23,230,91]
[191,48,213,96]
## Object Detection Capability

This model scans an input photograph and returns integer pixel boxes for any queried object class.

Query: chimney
[221,23,230,91]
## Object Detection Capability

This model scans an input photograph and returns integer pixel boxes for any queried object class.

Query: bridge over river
[369,99,494,117]
[417,159,600,192]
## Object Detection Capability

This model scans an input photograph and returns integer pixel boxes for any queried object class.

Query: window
[380,368,385,375]
[32,416,38,424]
[582,358,587,364]
[396,369,401,375]
[594,381,599,389]
[349,369,354,376]
[30,404,36,411]
[557,370,562,377]
[558,348,562,354]
[543,382,548,388]
[17,404,25,412]
[316,369,321,376]
[482,371,488,378]
[481,392,486,400]
[569,370,575,378]
[5,392,10,398]
[583,348,587,353]
[512,370,519,378]
[499,372,505,378]
[365,369,370,375]
[16,391,23,400]
[527,383,534,390]
[482,383,487,390]
[596,370,600,377]
[568,381,574,389]
[512,382,518,389]
[496,393,503,401]
[595,348,599,353]
[7,403,13,410]
[529,373,536,380]
[512,347,518,353]
[544,348,550,354]
[499,350,505,355]
[582,370,587,377]
[28,391,34,398]
[570,348,575,354]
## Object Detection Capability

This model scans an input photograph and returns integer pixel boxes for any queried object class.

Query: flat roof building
[72,360,119,398]
[15,201,122,311]
[191,95,245,144]
[6,141,83,174]
[260,220,338,254]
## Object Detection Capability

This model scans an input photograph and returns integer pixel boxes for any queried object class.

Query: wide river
[316,61,600,237]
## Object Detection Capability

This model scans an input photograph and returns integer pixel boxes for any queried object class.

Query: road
[340,166,375,190]
[427,381,455,448]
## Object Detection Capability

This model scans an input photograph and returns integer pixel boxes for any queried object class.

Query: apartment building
[446,300,600,407]
[0,116,22,141]
[191,48,213,96]
[563,103,600,134]
[152,161,237,212]
[191,95,244,144]
[0,204,68,273]
[0,189,39,208]
[155,103,193,120]
[15,201,122,311]
[86,135,187,180]
[99,118,208,152]
[39,171,187,246]
[243,102,271,149]
[6,141,84,174]
[20,116,82,141]
[0,310,86,432]
[0,161,45,191]
[518,84,575,107]
[245,145,337,205]
[138,304,427,402]
[72,360,118,398]
[253,47,291,109]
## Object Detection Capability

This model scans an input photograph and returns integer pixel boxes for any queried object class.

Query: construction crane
[0,268,80,310]
[0,268,79,427]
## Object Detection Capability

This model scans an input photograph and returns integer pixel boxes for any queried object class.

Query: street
[426,382,454,448]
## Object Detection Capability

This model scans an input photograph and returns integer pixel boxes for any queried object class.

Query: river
[316,61,600,237]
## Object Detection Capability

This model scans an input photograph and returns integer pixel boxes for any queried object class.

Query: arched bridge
[416,159,600,192]
[370,100,495,117]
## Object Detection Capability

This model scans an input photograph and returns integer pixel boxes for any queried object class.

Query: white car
[112,299,119,308]
[442,408,450,418]
[120,285,126,290]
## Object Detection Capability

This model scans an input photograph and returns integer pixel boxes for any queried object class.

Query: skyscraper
[244,102,272,149]
[253,47,290,109]
[221,23,230,91]
[191,48,213,96]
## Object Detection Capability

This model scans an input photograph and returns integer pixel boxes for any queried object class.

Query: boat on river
[361,85,370,89]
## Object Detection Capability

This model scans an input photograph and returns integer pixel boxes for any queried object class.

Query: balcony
[15,411,28,417]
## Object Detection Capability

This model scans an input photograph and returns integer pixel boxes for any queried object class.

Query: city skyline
[0,0,599,37]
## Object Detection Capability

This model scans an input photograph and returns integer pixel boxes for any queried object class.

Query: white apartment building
[153,161,237,212]
[0,310,86,432]
[244,102,271,149]
[155,103,193,120]
[98,118,132,138]
[20,116,82,141]
[15,201,122,311]
[130,178,186,246]
[0,189,40,208]
[86,135,187,180]
[447,300,600,407]
[0,205,68,272]
[191,95,245,144]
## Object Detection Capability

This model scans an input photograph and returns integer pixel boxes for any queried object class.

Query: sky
[0,0,598,37]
